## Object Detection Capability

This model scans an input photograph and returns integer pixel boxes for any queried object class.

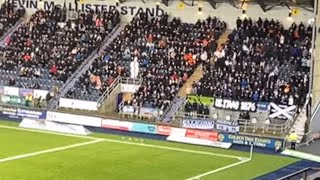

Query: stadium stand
[194,18,311,105]
[65,13,227,111]
[183,18,311,121]
[0,7,120,107]
[0,3,311,138]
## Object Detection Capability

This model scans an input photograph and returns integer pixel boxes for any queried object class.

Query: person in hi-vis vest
[286,131,298,150]
[130,57,139,79]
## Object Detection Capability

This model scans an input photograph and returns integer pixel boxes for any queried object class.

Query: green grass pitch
[0,120,297,180]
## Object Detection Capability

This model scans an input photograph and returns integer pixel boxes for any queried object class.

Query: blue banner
[182,119,215,130]
[218,133,283,149]
[131,123,157,134]
[0,106,23,121]
[0,106,46,120]
[256,102,270,112]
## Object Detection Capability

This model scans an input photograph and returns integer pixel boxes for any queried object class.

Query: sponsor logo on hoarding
[157,125,172,136]
[101,119,132,131]
[131,123,157,134]
[185,129,218,141]
[218,133,283,149]
[0,106,46,120]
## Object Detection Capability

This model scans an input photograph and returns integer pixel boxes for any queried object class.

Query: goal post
[249,143,254,160]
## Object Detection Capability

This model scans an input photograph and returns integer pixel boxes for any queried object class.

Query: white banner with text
[46,111,102,127]
[59,98,98,111]
[120,84,140,93]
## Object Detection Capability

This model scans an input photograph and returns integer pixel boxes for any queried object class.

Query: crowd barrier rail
[176,112,293,137]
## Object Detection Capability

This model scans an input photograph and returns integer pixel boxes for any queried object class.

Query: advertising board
[185,129,218,141]
[157,125,173,136]
[101,119,132,131]
[46,111,101,127]
[0,106,46,120]
[218,133,283,149]
[131,123,157,134]
[59,98,98,111]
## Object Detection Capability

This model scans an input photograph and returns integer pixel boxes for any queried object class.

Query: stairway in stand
[162,96,186,123]
[178,65,203,97]
[177,30,231,98]
[217,30,231,46]
[0,19,24,46]
[290,108,308,143]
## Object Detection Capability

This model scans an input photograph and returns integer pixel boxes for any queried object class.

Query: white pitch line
[185,158,252,180]
[100,138,246,160]
[0,139,104,163]
[0,125,100,140]
[0,125,247,160]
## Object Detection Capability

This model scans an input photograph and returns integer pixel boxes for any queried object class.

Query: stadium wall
[4,0,313,29]
[0,111,282,154]
[0,106,284,150]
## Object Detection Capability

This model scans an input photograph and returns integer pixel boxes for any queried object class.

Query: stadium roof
[118,0,314,12]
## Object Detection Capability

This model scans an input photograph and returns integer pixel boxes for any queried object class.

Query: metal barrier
[97,76,142,107]
[277,167,320,180]
[117,100,162,123]
[120,77,142,85]
[97,76,121,107]
[299,130,320,147]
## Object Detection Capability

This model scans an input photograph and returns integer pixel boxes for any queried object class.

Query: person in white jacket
[130,56,139,79]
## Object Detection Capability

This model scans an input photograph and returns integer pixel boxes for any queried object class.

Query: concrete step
[217,30,232,46]
[178,65,203,97]
[162,97,186,123]
[177,30,232,98]
[123,93,134,102]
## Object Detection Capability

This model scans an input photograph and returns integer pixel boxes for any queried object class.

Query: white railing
[118,100,125,112]
[97,76,121,107]
[97,76,142,107]
[120,77,142,85]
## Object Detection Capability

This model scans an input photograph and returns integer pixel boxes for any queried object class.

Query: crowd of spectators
[185,101,210,115]
[0,7,120,90]
[192,18,311,108]
[66,12,226,111]
[0,4,310,119]
[0,2,25,36]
